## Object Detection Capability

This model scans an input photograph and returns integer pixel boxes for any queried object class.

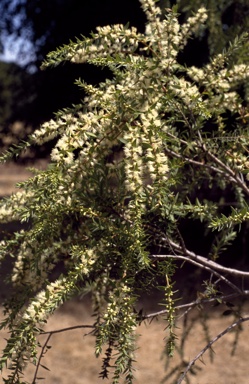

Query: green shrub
[1,1,249,383]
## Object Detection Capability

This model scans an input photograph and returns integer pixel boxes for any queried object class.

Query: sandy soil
[0,161,47,196]
[1,299,249,384]
[1,162,249,384]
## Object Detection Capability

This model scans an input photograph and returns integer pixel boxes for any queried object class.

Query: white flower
[64,152,74,164]
[51,147,61,162]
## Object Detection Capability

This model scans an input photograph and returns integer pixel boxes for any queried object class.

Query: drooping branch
[40,324,94,335]
[164,146,228,177]
[143,292,249,320]
[31,324,95,383]
[197,130,249,197]
[177,315,249,384]
[162,238,249,278]
[150,254,243,293]
[32,333,52,384]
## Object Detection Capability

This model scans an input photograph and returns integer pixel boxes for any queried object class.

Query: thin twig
[165,130,249,196]
[197,129,249,196]
[143,292,249,320]
[150,254,242,293]
[41,324,94,335]
[32,333,52,384]
[162,238,249,277]
[32,324,95,383]
[206,150,249,196]
[164,147,227,176]
[177,316,249,384]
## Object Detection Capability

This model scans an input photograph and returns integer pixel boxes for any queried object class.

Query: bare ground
[1,299,249,384]
[1,163,249,384]
[0,161,47,196]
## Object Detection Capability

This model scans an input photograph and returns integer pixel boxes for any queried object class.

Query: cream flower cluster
[8,274,81,370]
[145,11,180,59]
[0,204,15,222]
[70,24,139,64]
[11,241,62,289]
[140,0,161,23]
[32,117,64,145]
[39,2,210,195]
[187,56,249,114]
[50,111,101,165]
[172,77,201,106]
[227,64,249,83]
[11,244,35,286]
[146,141,169,181]
[70,246,97,275]
[103,284,136,329]
[22,278,67,323]
[0,190,34,222]
[179,7,208,48]
[123,126,144,193]
[21,256,92,325]
[186,66,206,82]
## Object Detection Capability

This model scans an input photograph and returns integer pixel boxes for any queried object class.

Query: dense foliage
[1,0,249,383]
[0,0,248,135]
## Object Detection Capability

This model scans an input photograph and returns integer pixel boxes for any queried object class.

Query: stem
[177,316,249,384]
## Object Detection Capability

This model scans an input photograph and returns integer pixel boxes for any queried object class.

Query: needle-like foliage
[1,1,249,383]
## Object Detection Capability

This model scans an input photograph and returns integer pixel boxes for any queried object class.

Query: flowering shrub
[1,0,249,383]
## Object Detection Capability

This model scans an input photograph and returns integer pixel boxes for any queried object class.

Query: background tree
[0,0,248,144]
[0,61,36,154]
[1,1,249,383]
[0,1,146,129]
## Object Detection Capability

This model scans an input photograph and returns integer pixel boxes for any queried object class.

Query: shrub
[1,1,249,383]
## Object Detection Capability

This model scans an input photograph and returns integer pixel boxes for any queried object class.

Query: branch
[165,130,249,196]
[31,324,94,383]
[32,333,52,384]
[164,146,227,177]
[177,316,249,384]
[143,292,249,320]
[162,238,249,278]
[196,129,249,196]
[40,324,94,335]
[150,254,243,293]
[206,149,249,196]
